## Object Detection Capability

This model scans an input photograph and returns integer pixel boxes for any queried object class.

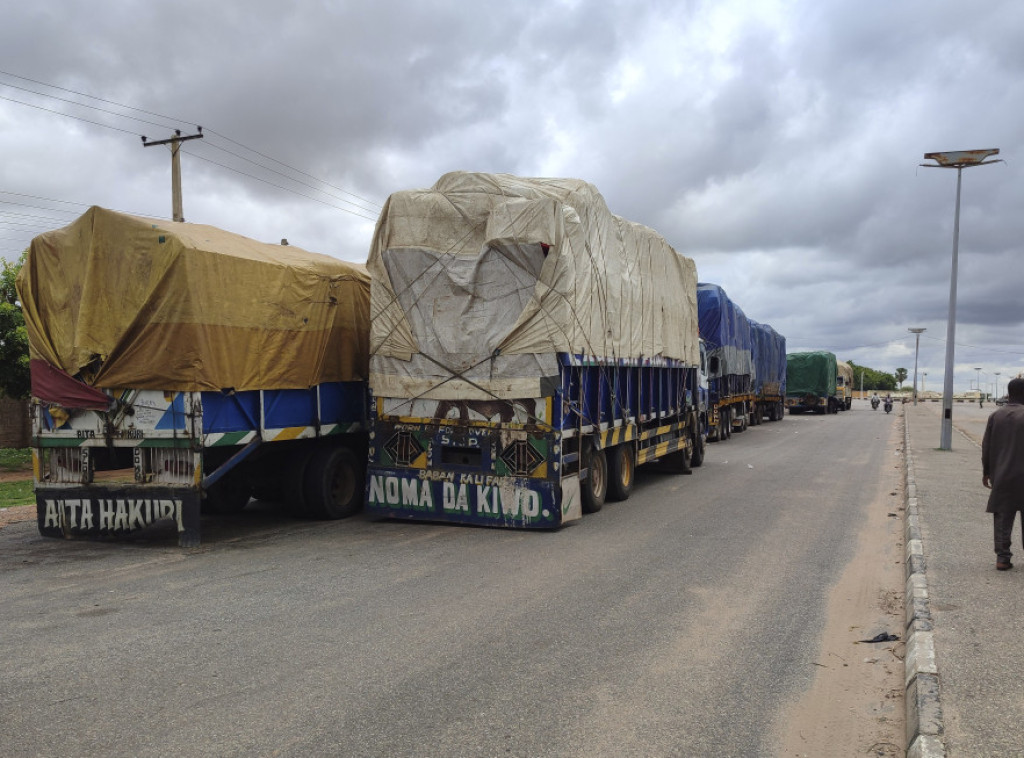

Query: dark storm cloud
[2,0,1024,390]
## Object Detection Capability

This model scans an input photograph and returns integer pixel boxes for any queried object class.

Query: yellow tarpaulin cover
[17,207,370,392]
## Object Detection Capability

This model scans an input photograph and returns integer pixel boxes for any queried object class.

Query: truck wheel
[304,446,364,520]
[722,408,732,439]
[581,445,607,513]
[656,445,693,475]
[690,432,705,468]
[204,473,251,514]
[606,445,635,502]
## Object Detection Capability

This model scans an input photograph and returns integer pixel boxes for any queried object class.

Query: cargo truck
[836,360,854,410]
[750,319,787,422]
[17,208,371,546]
[785,351,839,414]
[697,283,754,439]
[364,172,704,528]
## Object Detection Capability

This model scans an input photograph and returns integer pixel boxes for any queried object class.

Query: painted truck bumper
[365,466,581,528]
[35,485,202,547]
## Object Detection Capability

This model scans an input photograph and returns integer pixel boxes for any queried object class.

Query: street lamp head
[921,149,1001,168]
[909,327,926,334]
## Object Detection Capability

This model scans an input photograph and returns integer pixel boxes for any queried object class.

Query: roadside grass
[0,448,32,473]
[0,479,34,508]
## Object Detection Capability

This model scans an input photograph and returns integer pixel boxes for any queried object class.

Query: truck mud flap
[36,486,202,547]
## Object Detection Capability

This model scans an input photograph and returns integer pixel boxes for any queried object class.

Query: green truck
[785,351,840,415]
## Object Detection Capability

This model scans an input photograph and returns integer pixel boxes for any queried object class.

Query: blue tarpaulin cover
[750,319,787,397]
[697,283,753,385]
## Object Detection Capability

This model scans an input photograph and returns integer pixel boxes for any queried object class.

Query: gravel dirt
[777,407,906,757]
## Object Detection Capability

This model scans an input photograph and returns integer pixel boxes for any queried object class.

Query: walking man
[982,377,1024,570]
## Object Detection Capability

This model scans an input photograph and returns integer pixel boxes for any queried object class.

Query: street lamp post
[923,373,927,396]
[975,367,983,406]
[921,148,1002,450]
[909,328,925,406]
[996,371,1001,402]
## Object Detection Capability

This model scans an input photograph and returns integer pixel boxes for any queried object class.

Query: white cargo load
[368,172,699,401]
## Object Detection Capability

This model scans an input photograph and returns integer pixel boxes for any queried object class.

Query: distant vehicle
[996,396,1009,406]
[785,351,841,414]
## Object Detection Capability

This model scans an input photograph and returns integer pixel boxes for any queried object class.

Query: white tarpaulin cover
[368,172,699,400]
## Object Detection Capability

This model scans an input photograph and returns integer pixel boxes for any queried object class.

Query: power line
[184,152,380,222]
[203,129,382,210]
[0,70,384,217]
[0,220,62,230]
[0,191,166,220]
[0,79,178,132]
[0,69,182,125]
[0,190,95,207]
[0,210,76,224]
[194,140,380,215]
[0,93,140,135]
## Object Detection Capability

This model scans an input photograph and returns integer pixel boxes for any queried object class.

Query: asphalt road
[0,405,900,758]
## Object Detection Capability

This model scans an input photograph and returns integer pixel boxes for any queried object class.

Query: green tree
[845,360,897,392]
[0,252,31,399]
[894,367,908,389]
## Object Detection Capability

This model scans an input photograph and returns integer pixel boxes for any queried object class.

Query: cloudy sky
[2,0,1021,396]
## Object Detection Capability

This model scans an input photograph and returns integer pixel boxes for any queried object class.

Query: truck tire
[606,445,635,502]
[656,445,693,475]
[304,446,364,520]
[690,431,705,468]
[581,445,607,513]
[734,408,747,432]
[722,408,732,439]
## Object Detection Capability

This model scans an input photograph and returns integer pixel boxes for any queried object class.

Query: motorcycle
[884,398,893,414]
[871,397,880,410]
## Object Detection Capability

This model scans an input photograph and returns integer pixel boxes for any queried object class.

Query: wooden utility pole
[142,127,203,222]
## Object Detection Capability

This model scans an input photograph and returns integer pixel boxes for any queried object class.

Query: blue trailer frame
[365,354,702,528]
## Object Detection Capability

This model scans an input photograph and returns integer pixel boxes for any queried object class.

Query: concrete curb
[903,411,946,758]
